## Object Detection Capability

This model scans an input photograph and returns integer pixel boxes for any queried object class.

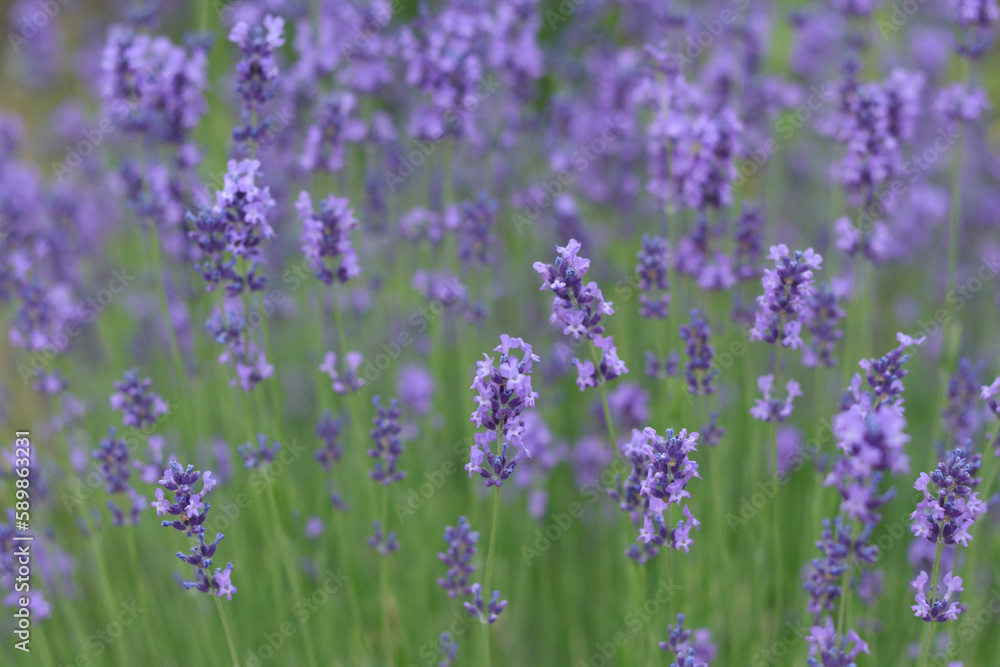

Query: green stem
[214,595,241,667]
[918,540,945,667]
[591,345,621,465]
[481,486,501,666]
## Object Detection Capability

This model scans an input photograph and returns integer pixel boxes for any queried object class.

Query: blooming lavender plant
[151,461,233,600]
[466,336,539,487]
[314,410,344,470]
[636,234,670,318]
[368,396,405,485]
[237,434,280,469]
[319,351,365,394]
[437,516,478,598]
[92,428,143,526]
[679,310,716,396]
[229,15,285,148]
[533,239,627,391]
[749,245,822,350]
[750,374,802,423]
[296,191,360,286]
[110,368,168,430]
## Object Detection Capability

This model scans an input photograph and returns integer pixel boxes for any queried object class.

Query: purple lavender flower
[438,631,458,666]
[911,448,986,547]
[110,368,168,430]
[319,351,365,394]
[466,336,539,487]
[188,159,276,295]
[935,84,990,123]
[679,310,716,396]
[801,282,847,368]
[636,235,671,319]
[207,307,274,392]
[911,570,965,622]
[449,193,498,267]
[152,461,233,600]
[859,333,924,405]
[949,0,1000,28]
[368,396,405,485]
[463,583,507,624]
[749,245,822,349]
[300,92,367,173]
[750,375,802,423]
[397,365,435,416]
[237,434,279,469]
[534,239,627,391]
[943,359,983,444]
[804,517,877,621]
[835,217,890,264]
[296,191,360,285]
[659,613,712,666]
[92,428,143,526]
[733,204,765,282]
[629,427,702,553]
[315,411,343,470]
[806,617,870,666]
[367,520,399,556]
[836,82,900,208]
[437,516,478,598]
[646,350,679,380]
[229,15,285,147]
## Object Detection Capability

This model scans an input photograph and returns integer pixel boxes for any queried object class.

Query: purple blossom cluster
[679,310,716,396]
[296,191,361,285]
[300,92,367,174]
[319,351,365,394]
[151,461,234,600]
[229,15,285,147]
[110,368,168,430]
[91,428,144,526]
[188,159,276,296]
[749,245,823,349]
[207,307,274,392]
[750,374,802,423]
[368,396,405,486]
[466,336,539,487]
[437,516,506,625]
[534,240,627,391]
[636,235,670,318]
[237,434,279,469]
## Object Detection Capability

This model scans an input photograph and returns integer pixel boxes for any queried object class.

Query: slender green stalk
[379,484,395,662]
[590,347,621,465]
[214,595,241,667]
[918,540,945,667]
[481,486,502,666]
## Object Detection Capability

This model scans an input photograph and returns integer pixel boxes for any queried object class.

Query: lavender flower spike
[466,335,539,487]
[110,368,168,429]
[911,570,964,622]
[463,583,507,624]
[750,245,823,350]
[368,396,405,485]
[750,374,802,423]
[437,516,479,598]
[296,191,360,285]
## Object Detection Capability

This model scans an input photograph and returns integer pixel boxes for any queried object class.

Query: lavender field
[3,0,1000,665]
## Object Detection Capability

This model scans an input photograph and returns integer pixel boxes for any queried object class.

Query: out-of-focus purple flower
[750,245,822,349]
[911,570,965,622]
[237,434,279,469]
[750,375,802,423]
[315,410,343,470]
[463,583,507,624]
[601,382,649,432]
[449,193,498,267]
[207,307,274,392]
[636,235,670,319]
[92,428,142,526]
[943,359,983,444]
[110,368,168,430]
[948,0,999,28]
[777,426,804,477]
[659,613,713,666]
[733,204,765,282]
[679,310,716,396]
[229,14,285,146]
[836,83,899,208]
[831,0,879,16]
[645,350,679,380]
[400,208,445,245]
[397,365,435,416]
[300,92,367,173]
[935,84,990,123]
[835,217,891,264]
[802,282,846,368]
[319,351,365,394]
[437,516,478,598]
[305,516,324,539]
[188,159,276,295]
[154,461,234,600]
[369,396,405,485]
[296,191,360,285]
[804,517,877,621]
[438,631,459,666]
[367,519,399,556]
